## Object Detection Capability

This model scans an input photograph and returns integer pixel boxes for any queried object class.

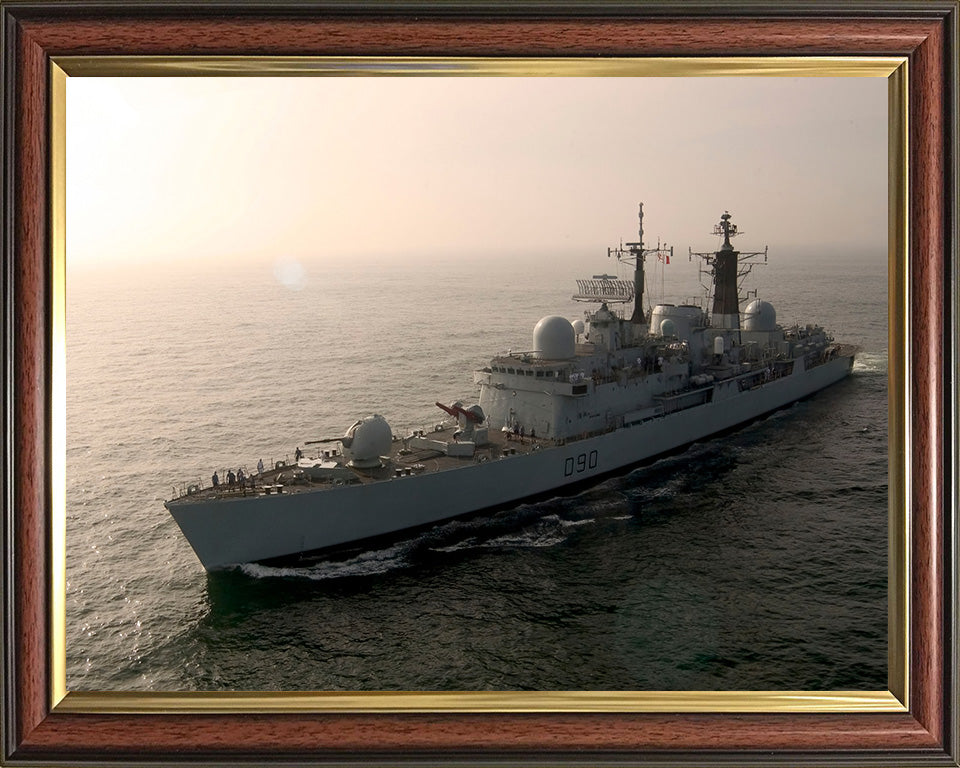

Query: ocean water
[65,248,887,691]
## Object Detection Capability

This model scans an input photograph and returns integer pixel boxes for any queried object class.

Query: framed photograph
[2,2,956,765]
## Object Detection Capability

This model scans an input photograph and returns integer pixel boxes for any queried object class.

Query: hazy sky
[66,76,887,269]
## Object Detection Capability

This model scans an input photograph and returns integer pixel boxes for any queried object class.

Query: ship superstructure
[474,206,840,444]
[166,207,856,570]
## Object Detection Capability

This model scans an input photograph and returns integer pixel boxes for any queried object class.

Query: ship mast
[711,212,739,329]
[690,211,767,333]
[607,203,673,324]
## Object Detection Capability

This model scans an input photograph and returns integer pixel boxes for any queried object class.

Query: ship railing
[213,483,269,499]
[170,456,300,502]
[171,475,265,501]
[171,478,205,501]
[494,349,540,361]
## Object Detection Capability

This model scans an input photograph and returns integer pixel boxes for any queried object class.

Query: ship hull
[167,353,855,570]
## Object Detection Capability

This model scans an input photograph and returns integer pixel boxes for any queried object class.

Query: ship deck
[168,343,859,506]
[168,421,555,504]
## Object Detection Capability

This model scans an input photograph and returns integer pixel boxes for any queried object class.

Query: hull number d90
[564,450,598,477]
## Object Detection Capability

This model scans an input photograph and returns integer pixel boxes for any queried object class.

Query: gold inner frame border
[49,55,909,715]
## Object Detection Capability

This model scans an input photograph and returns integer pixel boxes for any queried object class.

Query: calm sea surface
[66,248,887,691]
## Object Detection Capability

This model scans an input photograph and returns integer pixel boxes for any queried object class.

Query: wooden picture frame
[2,2,957,765]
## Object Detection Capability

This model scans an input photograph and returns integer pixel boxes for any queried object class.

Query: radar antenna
[572,278,635,304]
[713,210,739,247]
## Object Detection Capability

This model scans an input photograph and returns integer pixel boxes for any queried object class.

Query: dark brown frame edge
[1,1,957,766]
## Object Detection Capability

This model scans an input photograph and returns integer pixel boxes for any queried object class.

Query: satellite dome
[572,319,585,336]
[532,315,576,360]
[743,299,777,331]
[659,318,678,338]
[341,414,392,468]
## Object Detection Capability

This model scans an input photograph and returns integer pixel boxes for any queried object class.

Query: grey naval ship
[167,207,857,570]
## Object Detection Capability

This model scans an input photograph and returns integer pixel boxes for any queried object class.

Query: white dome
[532,315,576,360]
[342,414,392,468]
[650,304,704,342]
[659,318,678,338]
[743,299,777,331]
[572,319,585,335]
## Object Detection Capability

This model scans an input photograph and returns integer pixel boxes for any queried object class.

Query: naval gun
[306,414,393,469]
[435,401,488,445]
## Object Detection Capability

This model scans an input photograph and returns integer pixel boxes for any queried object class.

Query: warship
[166,207,856,571]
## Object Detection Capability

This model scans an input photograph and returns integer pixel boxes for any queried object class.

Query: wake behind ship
[166,207,857,571]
